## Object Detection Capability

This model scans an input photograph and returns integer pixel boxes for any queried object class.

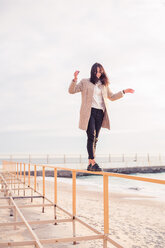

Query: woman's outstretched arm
[107,87,134,101]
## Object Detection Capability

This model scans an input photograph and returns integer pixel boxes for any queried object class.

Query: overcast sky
[0,0,165,155]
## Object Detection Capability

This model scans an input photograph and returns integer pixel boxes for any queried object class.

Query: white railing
[0,153,165,166]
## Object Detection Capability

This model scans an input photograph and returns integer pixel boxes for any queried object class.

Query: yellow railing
[1,160,165,248]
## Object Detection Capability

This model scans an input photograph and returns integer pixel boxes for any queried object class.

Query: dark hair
[90,62,110,86]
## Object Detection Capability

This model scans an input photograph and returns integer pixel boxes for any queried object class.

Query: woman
[68,62,134,171]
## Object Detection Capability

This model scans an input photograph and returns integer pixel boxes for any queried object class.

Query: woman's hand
[123,88,135,94]
[73,70,80,81]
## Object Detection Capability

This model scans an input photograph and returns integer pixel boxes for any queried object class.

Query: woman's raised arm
[68,70,84,94]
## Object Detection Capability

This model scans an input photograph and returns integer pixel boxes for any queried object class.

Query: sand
[0,176,165,248]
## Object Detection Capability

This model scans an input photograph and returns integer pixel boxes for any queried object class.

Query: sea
[46,172,165,203]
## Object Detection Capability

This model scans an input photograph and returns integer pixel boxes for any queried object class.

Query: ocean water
[47,172,165,202]
[1,161,164,202]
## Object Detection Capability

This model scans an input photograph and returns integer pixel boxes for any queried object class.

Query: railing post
[29,163,33,202]
[23,163,26,196]
[17,163,18,179]
[20,163,22,180]
[159,153,161,165]
[11,170,13,189]
[42,166,45,213]
[147,153,150,165]
[29,154,31,164]
[47,154,49,164]
[103,174,109,247]
[30,164,34,202]
[72,171,76,244]
[14,206,17,230]
[54,168,57,224]
[18,163,20,196]
[72,171,76,216]
[34,165,37,192]
[109,153,111,162]
[23,163,26,184]
[122,154,124,162]
[14,162,16,194]
[28,163,30,187]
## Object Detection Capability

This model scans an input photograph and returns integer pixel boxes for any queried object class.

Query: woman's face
[96,67,102,79]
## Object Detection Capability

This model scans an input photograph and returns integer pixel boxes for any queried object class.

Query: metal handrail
[1,160,165,248]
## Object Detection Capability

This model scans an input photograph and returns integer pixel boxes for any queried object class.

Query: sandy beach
[0,176,165,248]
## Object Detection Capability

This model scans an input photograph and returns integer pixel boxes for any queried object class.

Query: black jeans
[86,108,104,159]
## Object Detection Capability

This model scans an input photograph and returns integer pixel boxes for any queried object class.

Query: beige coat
[68,78,124,130]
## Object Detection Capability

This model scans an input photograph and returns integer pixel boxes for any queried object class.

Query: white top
[91,80,105,111]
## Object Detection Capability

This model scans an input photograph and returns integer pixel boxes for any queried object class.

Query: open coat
[68,78,124,130]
